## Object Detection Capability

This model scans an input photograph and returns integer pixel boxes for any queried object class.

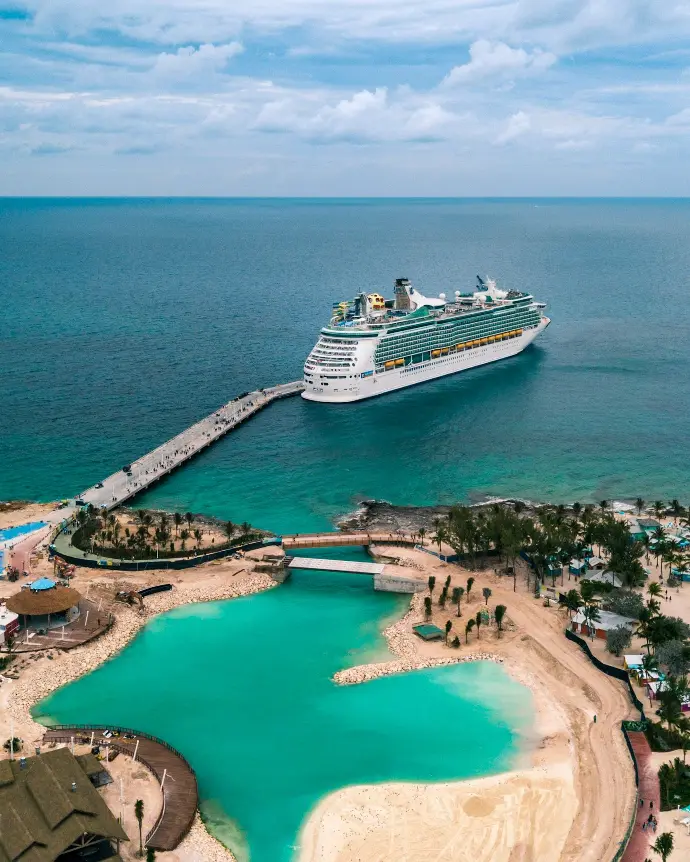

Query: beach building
[587,556,605,570]
[5,578,81,632]
[0,746,127,861]
[582,570,623,589]
[627,520,647,542]
[0,604,19,645]
[571,608,635,640]
[568,559,587,576]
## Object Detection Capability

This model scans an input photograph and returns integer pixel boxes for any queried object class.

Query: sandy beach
[1,506,640,862]
[299,544,637,862]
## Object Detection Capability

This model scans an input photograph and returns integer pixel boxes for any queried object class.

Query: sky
[1,0,690,195]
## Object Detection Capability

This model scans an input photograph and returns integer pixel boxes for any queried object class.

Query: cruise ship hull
[302,318,549,403]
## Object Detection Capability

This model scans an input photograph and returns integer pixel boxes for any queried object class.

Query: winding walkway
[43,724,198,851]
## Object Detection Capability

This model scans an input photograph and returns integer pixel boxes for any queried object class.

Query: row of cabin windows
[375,316,538,362]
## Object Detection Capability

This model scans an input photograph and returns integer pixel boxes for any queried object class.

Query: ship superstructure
[302,276,550,403]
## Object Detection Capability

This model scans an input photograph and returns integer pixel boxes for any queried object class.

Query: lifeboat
[394,358,405,367]
[431,349,441,358]
[384,360,395,370]
[441,347,449,355]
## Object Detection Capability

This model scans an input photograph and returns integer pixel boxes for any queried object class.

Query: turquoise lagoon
[35,551,533,862]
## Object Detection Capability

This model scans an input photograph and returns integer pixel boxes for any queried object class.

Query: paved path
[43,725,198,851]
[622,730,661,862]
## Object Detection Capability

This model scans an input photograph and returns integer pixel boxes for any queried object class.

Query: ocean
[2,198,690,532]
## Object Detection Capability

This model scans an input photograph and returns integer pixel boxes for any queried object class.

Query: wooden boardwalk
[10,599,113,653]
[282,531,417,549]
[43,725,198,851]
[49,381,303,523]
[622,730,661,862]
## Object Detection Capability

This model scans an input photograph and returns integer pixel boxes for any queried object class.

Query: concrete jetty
[287,556,385,575]
[70,381,303,515]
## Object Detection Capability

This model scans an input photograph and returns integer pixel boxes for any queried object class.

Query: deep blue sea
[2,198,690,532]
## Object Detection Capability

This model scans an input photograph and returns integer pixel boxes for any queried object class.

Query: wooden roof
[5,586,81,616]
[0,747,127,862]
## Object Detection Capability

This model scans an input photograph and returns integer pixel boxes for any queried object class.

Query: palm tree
[452,586,464,617]
[564,589,581,620]
[193,528,202,549]
[495,604,507,632]
[572,501,582,519]
[651,832,674,862]
[669,499,684,518]
[635,498,645,516]
[445,620,452,644]
[653,501,665,521]
[134,799,144,857]
[475,610,483,639]
[180,528,189,552]
[466,576,475,602]
[173,512,183,536]
[464,619,475,643]
[428,575,436,596]
[583,604,600,640]
[648,581,663,600]
[241,521,251,536]
[599,500,609,514]
[418,527,426,547]
[438,587,447,608]
[184,511,194,531]
[225,521,236,543]
[424,597,432,620]
[146,849,156,862]
[482,587,492,605]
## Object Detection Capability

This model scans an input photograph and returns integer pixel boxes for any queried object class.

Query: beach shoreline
[298,545,637,862]
[1,504,638,862]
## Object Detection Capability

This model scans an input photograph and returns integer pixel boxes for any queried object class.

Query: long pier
[72,381,303,514]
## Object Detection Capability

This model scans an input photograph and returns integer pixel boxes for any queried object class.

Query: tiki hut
[5,578,81,631]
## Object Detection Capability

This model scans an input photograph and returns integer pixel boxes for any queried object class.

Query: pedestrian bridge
[282,531,416,550]
[287,556,385,575]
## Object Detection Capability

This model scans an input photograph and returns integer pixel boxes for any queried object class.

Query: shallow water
[35,550,532,862]
[3,199,690,530]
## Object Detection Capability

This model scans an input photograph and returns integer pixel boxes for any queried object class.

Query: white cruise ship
[302,276,550,403]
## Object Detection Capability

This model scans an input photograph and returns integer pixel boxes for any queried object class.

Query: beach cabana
[0,603,19,644]
[624,655,644,671]
[6,578,81,631]
[569,559,587,576]
[412,624,444,641]
[571,608,635,640]
[587,556,604,570]
[645,680,669,701]
[583,570,623,589]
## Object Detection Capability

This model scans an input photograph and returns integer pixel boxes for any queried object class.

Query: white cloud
[443,40,556,87]
[18,0,690,49]
[255,87,459,143]
[152,42,244,80]
[495,110,531,143]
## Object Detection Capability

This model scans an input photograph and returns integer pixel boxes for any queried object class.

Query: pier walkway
[282,531,417,549]
[43,724,198,852]
[70,381,303,515]
[287,557,385,575]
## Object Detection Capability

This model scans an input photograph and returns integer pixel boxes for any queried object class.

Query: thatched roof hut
[6,584,81,616]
